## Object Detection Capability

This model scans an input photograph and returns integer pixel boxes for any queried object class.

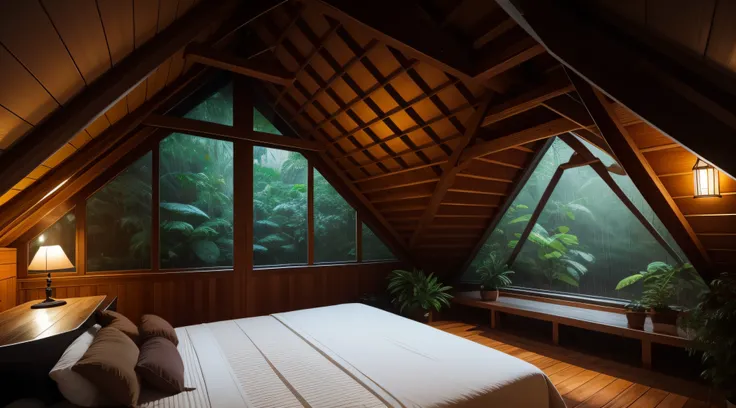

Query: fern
[160,202,209,219]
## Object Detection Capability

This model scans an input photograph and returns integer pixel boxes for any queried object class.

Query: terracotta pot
[649,308,679,334]
[625,311,647,330]
[480,289,499,301]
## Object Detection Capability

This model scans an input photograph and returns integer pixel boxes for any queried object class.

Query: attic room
[0,0,735,407]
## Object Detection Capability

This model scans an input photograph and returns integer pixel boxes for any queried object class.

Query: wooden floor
[430,320,720,408]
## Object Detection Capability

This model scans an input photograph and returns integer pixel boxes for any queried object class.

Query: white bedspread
[147,304,565,408]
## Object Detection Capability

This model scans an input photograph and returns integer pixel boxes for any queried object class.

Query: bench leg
[552,322,560,345]
[641,339,652,369]
[491,310,497,329]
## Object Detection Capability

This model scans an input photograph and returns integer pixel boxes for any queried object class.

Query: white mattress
[147,304,565,408]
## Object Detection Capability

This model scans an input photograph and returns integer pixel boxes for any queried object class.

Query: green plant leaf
[558,226,570,234]
[160,202,209,219]
[616,273,645,290]
[191,240,220,264]
[508,214,532,224]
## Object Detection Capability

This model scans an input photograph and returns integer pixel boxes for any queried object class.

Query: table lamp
[28,245,73,309]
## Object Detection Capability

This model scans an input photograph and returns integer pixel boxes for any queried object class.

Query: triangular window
[183,82,233,126]
[254,108,282,135]
[314,169,356,263]
[87,152,152,271]
[362,224,396,261]
[464,136,703,307]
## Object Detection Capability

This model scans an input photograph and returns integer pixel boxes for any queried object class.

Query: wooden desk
[453,291,690,369]
[0,296,106,347]
[0,296,111,405]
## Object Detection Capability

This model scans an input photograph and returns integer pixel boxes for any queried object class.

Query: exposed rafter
[495,0,736,180]
[143,114,323,151]
[0,0,246,199]
[460,117,579,163]
[566,71,712,280]
[185,45,295,85]
[410,94,495,247]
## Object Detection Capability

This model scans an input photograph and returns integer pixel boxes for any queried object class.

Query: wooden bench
[453,291,690,369]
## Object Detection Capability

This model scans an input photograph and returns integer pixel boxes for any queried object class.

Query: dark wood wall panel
[16,262,402,325]
[0,248,17,312]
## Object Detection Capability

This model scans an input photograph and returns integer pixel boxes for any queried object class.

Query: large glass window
[183,83,233,126]
[254,108,281,135]
[29,211,76,273]
[314,169,356,263]
[160,134,234,268]
[253,148,308,266]
[463,136,704,307]
[87,153,152,271]
[362,224,395,261]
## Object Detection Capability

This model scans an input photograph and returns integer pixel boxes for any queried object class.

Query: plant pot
[625,311,647,330]
[649,308,679,335]
[480,289,499,301]
[408,308,431,323]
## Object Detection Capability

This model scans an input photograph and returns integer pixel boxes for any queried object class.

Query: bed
[141,303,565,408]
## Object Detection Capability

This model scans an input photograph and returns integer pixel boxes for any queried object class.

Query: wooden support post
[552,322,560,345]
[641,339,652,369]
[152,143,161,272]
[356,215,363,263]
[307,163,315,265]
[75,202,86,276]
[491,309,498,329]
[233,77,254,318]
[506,166,565,265]
[566,71,712,279]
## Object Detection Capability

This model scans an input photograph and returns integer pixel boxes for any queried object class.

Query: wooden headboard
[0,247,16,312]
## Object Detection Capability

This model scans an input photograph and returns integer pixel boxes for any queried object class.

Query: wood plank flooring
[430,321,721,408]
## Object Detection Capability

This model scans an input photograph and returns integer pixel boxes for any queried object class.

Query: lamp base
[31,298,67,309]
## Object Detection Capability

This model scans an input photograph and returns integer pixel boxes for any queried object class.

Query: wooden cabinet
[0,248,16,312]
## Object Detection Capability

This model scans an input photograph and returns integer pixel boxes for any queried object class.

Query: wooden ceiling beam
[0,0,245,199]
[0,66,218,244]
[409,95,495,248]
[185,45,295,85]
[496,0,736,180]
[460,117,580,163]
[481,71,574,127]
[473,37,545,82]
[567,72,713,280]
[143,114,323,152]
[308,0,475,81]
[460,138,554,273]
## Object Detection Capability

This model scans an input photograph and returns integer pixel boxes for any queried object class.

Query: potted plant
[623,300,647,330]
[685,274,736,407]
[476,254,514,301]
[387,269,453,323]
[616,262,700,333]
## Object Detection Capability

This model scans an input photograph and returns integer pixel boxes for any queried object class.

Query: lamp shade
[28,245,74,271]
[693,158,721,198]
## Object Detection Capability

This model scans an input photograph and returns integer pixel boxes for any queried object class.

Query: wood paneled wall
[0,248,16,312]
[17,262,402,325]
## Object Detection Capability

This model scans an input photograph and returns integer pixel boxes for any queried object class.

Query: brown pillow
[140,314,178,345]
[136,337,188,394]
[72,326,140,407]
[98,310,139,344]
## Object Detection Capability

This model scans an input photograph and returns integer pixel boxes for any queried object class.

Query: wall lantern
[693,158,721,198]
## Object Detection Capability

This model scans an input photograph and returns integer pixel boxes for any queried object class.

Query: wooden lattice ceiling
[0,0,735,278]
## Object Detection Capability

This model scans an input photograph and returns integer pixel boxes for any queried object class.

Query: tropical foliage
[363,223,395,261]
[160,134,234,268]
[253,148,308,265]
[387,269,453,315]
[87,153,152,271]
[615,262,706,310]
[684,274,736,402]
[464,137,706,307]
[314,170,356,263]
[475,252,514,290]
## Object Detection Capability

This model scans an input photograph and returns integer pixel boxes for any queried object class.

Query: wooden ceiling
[0,0,735,276]
[0,0,219,206]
